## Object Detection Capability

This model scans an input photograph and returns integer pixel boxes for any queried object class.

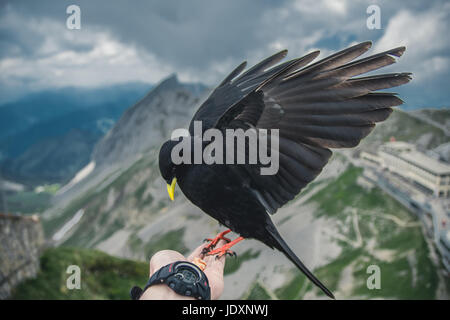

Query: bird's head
[159,140,179,201]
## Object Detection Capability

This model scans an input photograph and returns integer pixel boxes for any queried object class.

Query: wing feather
[189,41,411,213]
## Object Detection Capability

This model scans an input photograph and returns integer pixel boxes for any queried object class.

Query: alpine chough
[159,41,411,299]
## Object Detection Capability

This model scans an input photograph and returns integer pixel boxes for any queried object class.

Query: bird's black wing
[202,41,411,214]
[188,49,320,134]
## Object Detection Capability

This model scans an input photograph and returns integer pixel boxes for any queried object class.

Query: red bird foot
[206,236,244,259]
[202,229,232,254]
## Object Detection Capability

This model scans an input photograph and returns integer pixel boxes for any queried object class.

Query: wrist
[140,284,196,300]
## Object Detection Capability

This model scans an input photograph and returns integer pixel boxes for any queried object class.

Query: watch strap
[130,261,211,300]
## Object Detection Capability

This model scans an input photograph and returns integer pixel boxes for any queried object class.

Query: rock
[0,213,44,299]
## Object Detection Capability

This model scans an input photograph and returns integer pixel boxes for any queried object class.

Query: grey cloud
[0,0,449,107]
[3,1,281,68]
[0,0,433,70]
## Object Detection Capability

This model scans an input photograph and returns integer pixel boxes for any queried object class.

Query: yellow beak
[166,178,177,201]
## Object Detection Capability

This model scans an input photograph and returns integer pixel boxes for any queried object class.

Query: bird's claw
[202,230,243,259]
[212,249,236,259]
[207,244,238,259]
[226,250,237,258]
[202,230,232,253]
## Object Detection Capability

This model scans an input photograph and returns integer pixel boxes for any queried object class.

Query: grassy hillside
[361,109,448,149]
[4,184,59,215]
[43,153,167,247]
[255,166,449,300]
[13,165,448,300]
[5,191,51,214]
[11,247,148,300]
[37,107,449,300]
[413,108,450,127]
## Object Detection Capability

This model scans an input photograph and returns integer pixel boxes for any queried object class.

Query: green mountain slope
[272,166,448,299]
[39,106,449,300]
[10,247,148,300]
[412,108,450,128]
[360,109,448,149]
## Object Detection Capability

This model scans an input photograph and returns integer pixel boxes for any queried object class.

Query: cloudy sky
[0,0,449,108]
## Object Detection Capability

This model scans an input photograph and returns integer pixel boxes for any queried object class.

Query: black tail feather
[266,225,335,299]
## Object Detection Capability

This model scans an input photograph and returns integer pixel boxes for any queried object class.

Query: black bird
[159,41,411,299]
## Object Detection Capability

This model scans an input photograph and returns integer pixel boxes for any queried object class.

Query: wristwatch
[130,261,211,300]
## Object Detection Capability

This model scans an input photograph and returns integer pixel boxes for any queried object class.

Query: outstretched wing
[188,49,320,134]
[194,41,411,214]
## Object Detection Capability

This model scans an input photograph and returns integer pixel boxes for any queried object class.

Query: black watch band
[130,261,211,300]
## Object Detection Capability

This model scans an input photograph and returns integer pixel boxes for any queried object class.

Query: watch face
[179,268,197,284]
[167,262,210,300]
[174,262,203,285]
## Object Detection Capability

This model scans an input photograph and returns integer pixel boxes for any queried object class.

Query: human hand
[139,239,227,300]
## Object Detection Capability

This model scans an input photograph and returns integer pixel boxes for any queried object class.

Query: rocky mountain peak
[91,74,209,170]
[138,74,179,104]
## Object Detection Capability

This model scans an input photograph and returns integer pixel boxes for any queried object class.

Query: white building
[361,141,450,198]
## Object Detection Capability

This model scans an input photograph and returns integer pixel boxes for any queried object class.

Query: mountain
[0,83,151,141]
[359,109,449,150]
[10,247,148,300]
[50,74,208,208]
[410,108,450,131]
[92,74,207,170]
[0,83,151,186]
[39,76,449,300]
[2,129,100,185]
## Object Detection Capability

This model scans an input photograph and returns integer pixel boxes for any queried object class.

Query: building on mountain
[360,141,450,272]
[361,141,450,198]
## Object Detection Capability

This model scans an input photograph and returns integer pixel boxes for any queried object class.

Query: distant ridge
[52,74,209,205]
